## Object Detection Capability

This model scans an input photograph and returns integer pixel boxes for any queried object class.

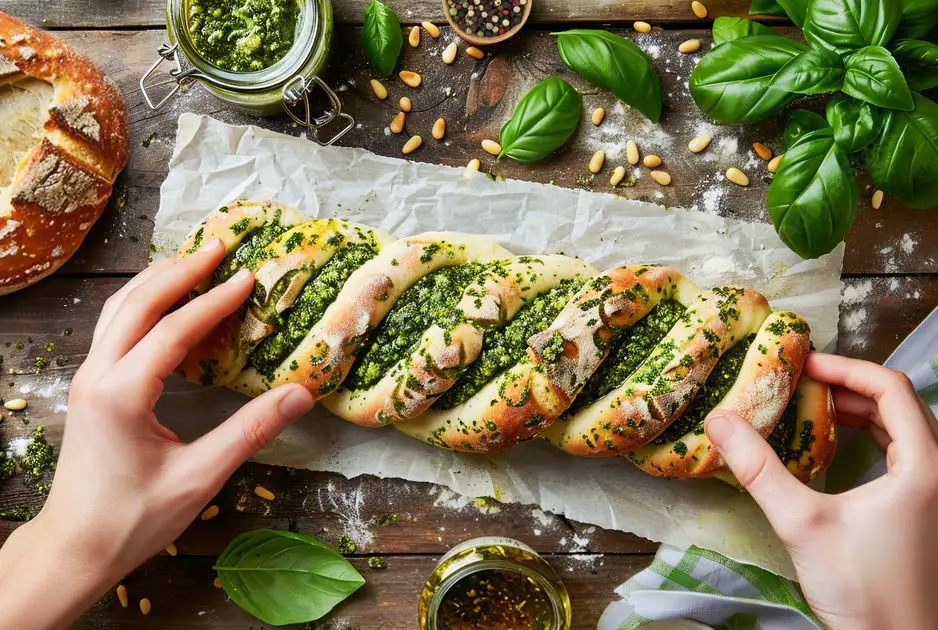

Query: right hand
[704,352,938,630]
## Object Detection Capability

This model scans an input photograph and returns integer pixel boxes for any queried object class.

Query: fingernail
[279,386,315,418]
[199,237,223,253]
[704,411,737,447]
[226,268,253,284]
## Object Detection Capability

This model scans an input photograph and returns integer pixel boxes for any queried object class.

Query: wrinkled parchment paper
[153,114,845,578]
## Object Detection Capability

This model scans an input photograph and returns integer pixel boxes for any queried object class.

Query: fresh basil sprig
[361,0,402,77]
[826,97,881,152]
[553,30,662,123]
[712,17,776,45]
[783,109,829,150]
[892,39,938,91]
[842,46,914,111]
[897,0,938,38]
[803,0,900,55]
[214,529,365,626]
[773,48,844,94]
[749,0,807,26]
[498,78,582,163]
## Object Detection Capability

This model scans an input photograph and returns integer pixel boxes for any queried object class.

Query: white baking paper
[153,113,845,578]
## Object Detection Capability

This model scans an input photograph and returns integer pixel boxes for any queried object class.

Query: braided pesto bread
[176,201,837,481]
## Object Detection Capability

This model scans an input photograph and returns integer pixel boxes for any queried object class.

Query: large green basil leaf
[767,128,858,259]
[749,0,787,16]
[892,39,938,92]
[866,92,938,209]
[826,97,881,152]
[712,17,777,45]
[690,36,807,124]
[772,49,844,94]
[361,0,402,77]
[214,529,365,625]
[553,29,661,122]
[803,0,901,55]
[843,46,914,111]
[499,78,582,162]
[897,0,938,38]
[783,109,829,150]
[749,0,807,25]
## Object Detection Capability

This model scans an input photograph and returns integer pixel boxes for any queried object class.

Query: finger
[91,258,176,351]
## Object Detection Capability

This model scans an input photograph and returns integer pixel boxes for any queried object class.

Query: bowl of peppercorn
[442,0,532,45]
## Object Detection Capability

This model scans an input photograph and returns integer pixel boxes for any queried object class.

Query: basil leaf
[749,0,788,17]
[499,78,582,163]
[804,0,901,55]
[826,97,881,152]
[783,109,829,150]
[748,0,807,26]
[690,36,806,124]
[843,46,914,111]
[866,92,938,209]
[214,529,365,625]
[892,39,938,92]
[712,17,777,45]
[361,0,402,77]
[772,48,844,94]
[897,0,938,39]
[553,29,661,123]
[767,128,858,259]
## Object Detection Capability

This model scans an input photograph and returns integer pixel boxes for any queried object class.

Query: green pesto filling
[653,333,756,445]
[344,264,486,392]
[248,242,379,378]
[767,397,798,460]
[434,278,584,410]
[569,298,686,413]
[214,217,288,284]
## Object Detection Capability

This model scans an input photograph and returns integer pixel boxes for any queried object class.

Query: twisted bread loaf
[177,201,837,481]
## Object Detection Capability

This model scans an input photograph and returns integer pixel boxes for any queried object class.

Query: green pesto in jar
[434,279,584,410]
[344,264,486,392]
[186,0,300,72]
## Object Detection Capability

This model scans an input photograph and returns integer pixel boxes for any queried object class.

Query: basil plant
[690,0,938,259]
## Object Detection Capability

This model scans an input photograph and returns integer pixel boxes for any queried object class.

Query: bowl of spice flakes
[442,0,532,45]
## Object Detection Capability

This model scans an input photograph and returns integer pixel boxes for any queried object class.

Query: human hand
[0,239,315,628]
[705,352,938,630]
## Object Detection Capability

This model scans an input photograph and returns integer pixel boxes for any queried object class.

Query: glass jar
[418,536,572,630]
[141,0,352,145]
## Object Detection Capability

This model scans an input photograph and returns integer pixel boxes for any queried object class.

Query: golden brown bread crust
[0,12,129,295]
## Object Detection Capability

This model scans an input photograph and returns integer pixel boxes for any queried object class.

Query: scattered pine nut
[633,21,652,33]
[753,142,773,161]
[588,151,605,174]
[643,154,662,168]
[165,542,178,556]
[139,598,151,616]
[399,96,412,112]
[610,165,627,187]
[767,154,783,173]
[402,135,423,155]
[691,1,709,18]
[466,46,484,60]
[626,140,640,166]
[872,189,884,209]
[592,107,606,126]
[726,167,750,187]
[254,485,276,501]
[679,39,701,54]
[200,505,220,521]
[688,134,712,153]
[442,41,458,64]
[3,399,26,411]
[432,117,447,140]
[482,139,502,155]
[213,577,222,589]
[408,26,420,48]
[465,158,481,176]
[422,21,441,38]
[650,170,672,186]
[399,70,422,88]
[370,79,388,100]
[116,585,129,608]
[390,111,406,134]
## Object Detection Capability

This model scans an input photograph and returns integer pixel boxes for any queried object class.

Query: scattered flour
[317,481,375,550]
[6,437,31,458]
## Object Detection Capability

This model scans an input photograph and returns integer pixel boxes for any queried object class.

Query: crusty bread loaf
[0,12,129,295]
[176,202,838,481]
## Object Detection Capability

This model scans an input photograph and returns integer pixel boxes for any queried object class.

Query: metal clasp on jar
[281,75,354,146]
[140,43,199,110]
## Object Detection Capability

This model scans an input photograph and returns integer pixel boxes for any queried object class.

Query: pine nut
[482,139,502,155]
[399,96,412,112]
[399,70,422,88]
[691,1,709,18]
[626,140,640,165]
[688,134,712,153]
[753,142,773,161]
[254,485,275,501]
[726,167,750,187]
[213,577,222,589]
[442,41,458,64]
[3,398,26,411]
[390,111,405,134]
[422,21,441,38]
[592,107,606,126]
[465,158,481,176]
[466,46,484,59]
[408,26,420,48]
[402,135,423,154]
[610,165,627,187]
[370,79,388,100]
[767,154,783,173]
[872,189,884,209]
[432,118,446,140]
[139,598,151,615]
[679,39,701,54]
[643,154,662,168]
[650,170,672,186]
[165,542,178,556]
[588,151,605,174]
[200,504,220,520]
[116,585,129,608]
[633,21,651,33]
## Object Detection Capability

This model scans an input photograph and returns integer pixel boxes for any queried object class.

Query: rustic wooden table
[1,1,935,628]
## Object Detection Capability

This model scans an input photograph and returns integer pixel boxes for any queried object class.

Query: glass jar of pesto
[141,0,353,145]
